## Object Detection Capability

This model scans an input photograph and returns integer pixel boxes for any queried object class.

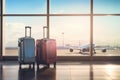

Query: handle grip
[25,26,31,37]
[43,26,48,38]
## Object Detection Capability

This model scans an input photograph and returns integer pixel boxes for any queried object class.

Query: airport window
[0,21,1,57]
[4,0,47,14]
[0,1,1,57]
[50,0,90,14]
[3,17,46,56]
[93,16,120,56]
[1,0,120,58]
[94,0,120,14]
[50,16,90,56]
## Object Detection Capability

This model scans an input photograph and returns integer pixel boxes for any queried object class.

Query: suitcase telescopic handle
[25,26,31,37]
[43,26,48,38]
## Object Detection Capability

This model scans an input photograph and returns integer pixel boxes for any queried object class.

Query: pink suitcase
[36,27,56,68]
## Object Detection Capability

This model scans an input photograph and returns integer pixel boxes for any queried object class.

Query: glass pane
[4,0,47,14]
[3,17,46,56]
[50,16,90,56]
[0,1,1,57]
[50,0,90,14]
[0,16,1,57]
[94,16,120,56]
[94,0,120,14]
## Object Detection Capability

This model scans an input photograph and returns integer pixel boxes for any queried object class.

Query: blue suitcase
[18,26,35,68]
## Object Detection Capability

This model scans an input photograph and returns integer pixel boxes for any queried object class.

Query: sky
[94,0,120,14]
[5,0,47,14]
[3,0,120,47]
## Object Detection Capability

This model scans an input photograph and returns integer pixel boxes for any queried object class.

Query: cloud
[4,21,45,47]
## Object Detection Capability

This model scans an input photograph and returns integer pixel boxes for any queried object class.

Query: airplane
[69,44,107,54]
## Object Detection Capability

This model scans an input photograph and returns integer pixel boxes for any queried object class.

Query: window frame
[0,0,120,60]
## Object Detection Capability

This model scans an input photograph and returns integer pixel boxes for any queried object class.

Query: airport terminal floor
[0,61,120,80]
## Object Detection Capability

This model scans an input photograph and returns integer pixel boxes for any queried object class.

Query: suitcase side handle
[25,26,31,37]
[43,26,48,39]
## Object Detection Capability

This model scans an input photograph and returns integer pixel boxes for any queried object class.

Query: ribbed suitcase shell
[18,26,35,68]
[36,39,56,68]
[18,37,35,63]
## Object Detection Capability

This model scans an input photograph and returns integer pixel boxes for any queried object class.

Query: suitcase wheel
[29,64,31,68]
[29,63,35,69]
[54,62,56,68]
[33,63,35,69]
[19,63,22,69]
[47,64,50,68]
[37,64,39,69]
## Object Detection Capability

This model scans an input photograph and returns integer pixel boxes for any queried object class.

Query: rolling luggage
[18,26,35,68]
[36,26,56,68]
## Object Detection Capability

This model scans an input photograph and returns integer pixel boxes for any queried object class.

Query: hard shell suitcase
[36,26,56,68]
[18,26,35,68]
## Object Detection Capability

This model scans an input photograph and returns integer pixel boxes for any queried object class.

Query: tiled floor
[0,61,120,80]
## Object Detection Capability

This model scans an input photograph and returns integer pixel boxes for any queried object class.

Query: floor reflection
[0,65,2,80]
[18,66,56,80]
[36,66,56,80]
[90,62,93,80]
[18,67,35,80]
[0,61,120,80]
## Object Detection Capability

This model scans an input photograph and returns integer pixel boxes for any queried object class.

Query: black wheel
[29,64,31,68]
[70,49,73,52]
[33,63,35,68]
[82,49,86,52]
[47,64,50,68]
[19,63,21,69]
[37,64,39,69]
[79,51,82,54]
[94,52,96,54]
[54,62,56,68]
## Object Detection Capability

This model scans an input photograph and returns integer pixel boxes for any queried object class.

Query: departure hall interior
[0,0,120,80]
